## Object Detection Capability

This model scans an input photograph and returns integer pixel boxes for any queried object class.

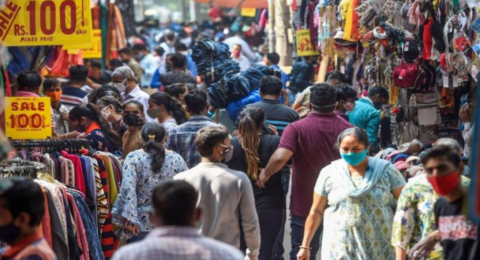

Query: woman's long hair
[141,122,167,173]
[237,107,265,180]
[150,92,187,124]
[69,104,121,149]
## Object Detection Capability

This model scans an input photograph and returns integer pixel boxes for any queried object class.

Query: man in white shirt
[132,44,159,88]
[159,30,176,59]
[231,44,250,72]
[224,32,256,61]
[111,66,154,122]
[112,180,244,260]
[174,126,261,260]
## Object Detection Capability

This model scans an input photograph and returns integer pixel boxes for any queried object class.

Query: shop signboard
[4,97,52,140]
[296,29,318,57]
[0,0,92,46]
[241,8,256,17]
[65,29,102,58]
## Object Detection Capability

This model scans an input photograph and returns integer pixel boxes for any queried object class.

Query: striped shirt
[60,86,88,109]
[112,227,244,260]
[246,99,299,136]
[167,116,218,168]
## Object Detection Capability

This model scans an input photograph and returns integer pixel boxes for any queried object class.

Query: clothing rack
[0,159,46,178]
[10,139,91,152]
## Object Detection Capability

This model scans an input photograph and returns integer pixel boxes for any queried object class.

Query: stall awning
[191,0,268,9]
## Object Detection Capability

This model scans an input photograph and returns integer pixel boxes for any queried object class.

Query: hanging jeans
[290,213,323,260]
[241,208,287,260]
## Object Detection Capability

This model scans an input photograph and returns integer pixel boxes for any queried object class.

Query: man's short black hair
[69,65,89,83]
[0,178,44,227]
[185,90,208,114]
[336,85,357,102]
[132,44,148,52]
[155,46,166,57]
[17,71,42,92]
[259,75,283,95]
[175,43,188,52]
[327,71,346,82]
[266,52,280,65]
[152,180,198,226]
[118,47,132,55]
[367,86,389,100]
[89,59,102,70]
[43,77,60,91]
[170,53,187,69]
[310,83,337,113]
[165,31,175,41]
[421,145,461,168]
[109,59,123,68]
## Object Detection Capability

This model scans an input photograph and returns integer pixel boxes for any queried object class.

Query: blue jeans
[290,214,322,260]
[281,168,290,195]
[127,232,149,243]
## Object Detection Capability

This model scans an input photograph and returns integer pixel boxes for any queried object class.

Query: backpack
[393,59,425,89]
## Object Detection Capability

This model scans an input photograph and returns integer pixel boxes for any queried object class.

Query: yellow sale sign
[0,0,92,46]
[65,29,102,58]
[241,8,256,17]
[296,29,319,56]
[5,97,52,140]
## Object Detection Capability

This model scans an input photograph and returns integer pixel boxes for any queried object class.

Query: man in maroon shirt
[258,83,352,260]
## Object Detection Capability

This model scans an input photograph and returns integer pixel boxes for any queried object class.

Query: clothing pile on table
[11,141,123,260]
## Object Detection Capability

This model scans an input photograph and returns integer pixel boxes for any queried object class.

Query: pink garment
[41,188,52,247]
[259,9,268,28]
[67,193,90,260]
[408,1,425,27]
[61,151,86,195]
[58,157,70,185]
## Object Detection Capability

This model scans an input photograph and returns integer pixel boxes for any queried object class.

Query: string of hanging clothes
[6,139,123,260]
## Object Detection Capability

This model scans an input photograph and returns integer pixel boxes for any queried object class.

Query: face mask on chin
[220,144,234,162]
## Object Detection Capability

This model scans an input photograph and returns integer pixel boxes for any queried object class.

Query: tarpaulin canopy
[191,0,268,9]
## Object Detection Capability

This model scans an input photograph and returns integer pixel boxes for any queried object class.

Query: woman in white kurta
[297,127,406,260]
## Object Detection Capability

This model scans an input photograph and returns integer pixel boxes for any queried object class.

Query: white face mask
[101,106,111,120]
[112,79,128,93]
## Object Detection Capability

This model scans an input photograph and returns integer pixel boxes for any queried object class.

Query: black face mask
[123,114,144,126]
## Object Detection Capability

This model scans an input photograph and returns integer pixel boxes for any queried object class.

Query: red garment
[307,1,320,49]
[350,0,361,40]
[209,7,222,21]
[86,121,102,134]
[61,151,86,195]
[0,232,56,260]
[423,17,433,60]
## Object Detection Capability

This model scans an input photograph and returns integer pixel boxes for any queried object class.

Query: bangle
[299,246,311,250]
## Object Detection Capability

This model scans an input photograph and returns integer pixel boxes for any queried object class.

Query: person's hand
[408,231,439,260]
[125,221,140,236]
[61,112,69,121]
[85,78,101,89]
[459,104,471,123]
[268,124,278,136]
[297,248,310,260]
[256,169,270,188]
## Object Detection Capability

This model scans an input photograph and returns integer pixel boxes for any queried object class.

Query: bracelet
[299,246,311,250]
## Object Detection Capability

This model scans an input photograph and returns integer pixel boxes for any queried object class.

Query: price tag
[5,97,52,140]
[0,0,92,46]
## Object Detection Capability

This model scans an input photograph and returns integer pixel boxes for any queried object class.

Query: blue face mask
[341,149,368,166]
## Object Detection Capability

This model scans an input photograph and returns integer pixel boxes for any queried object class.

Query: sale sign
[5,97,52,140]
[0,0,92,46]
[296,29,319,57]
[65,29,102,58]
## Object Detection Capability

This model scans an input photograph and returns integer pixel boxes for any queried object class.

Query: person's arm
[462,122,473,146]
[408,230,441,260]
[282,89,290,106]
[366,111,381,149]
[257,148,293,188]
[145,59,158,79]
[239,174,261,260]
[240,41,256,61]
[392,182,416,260]
[297,193,328,260]
[292,88,309,111]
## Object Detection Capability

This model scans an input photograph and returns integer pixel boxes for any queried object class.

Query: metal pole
[268,0,275,52]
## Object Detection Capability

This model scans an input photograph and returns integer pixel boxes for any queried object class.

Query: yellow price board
[0,0,92,46]
[241,8,256,17]
[296,29,319,57]
[5,97,52,140]
[65,29,102,58]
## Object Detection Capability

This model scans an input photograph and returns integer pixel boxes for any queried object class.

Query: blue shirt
[347,97,380,149]
[150,69,162,88]
[167,116,218,168]
[270,64,289,89]
[185,53,198,78]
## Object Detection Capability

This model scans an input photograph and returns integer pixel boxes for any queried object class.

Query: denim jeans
[281,168,291,195]
[290,214,323,260]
